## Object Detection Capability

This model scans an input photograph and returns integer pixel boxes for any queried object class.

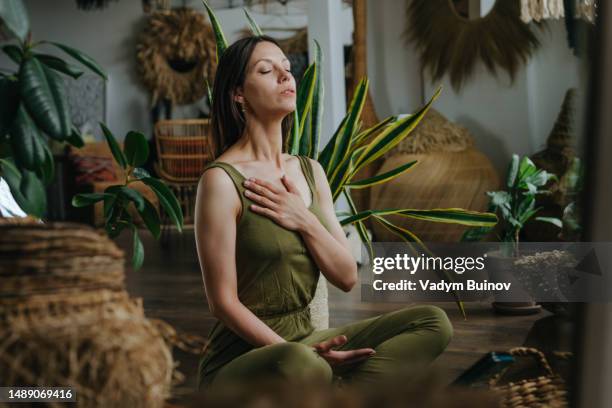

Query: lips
[280,89,295,96]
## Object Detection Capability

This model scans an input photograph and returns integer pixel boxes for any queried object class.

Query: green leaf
[142,177,183,231]
[296,63,317,137]
[132,167,151,180]
[9,105,47,171]
[138,197,161,240]
[19,169,46,217]
[535,216,563,228]
[72,192,112,207]
[2,44,23,64]
[132,226,145,270]
[352,86,441,174]
[66,125,85,148]
[19,57,72,140]
[308,40,323,159]
[45,41,107,80]
[288,108,300,155]
[201,0,228,62]
[352,115,396,147]
[0,159,46,218]
[243,8,263,36]
[100,123,127,169]
[35,53,84,79]
[37,139,55,185]
[506,154,519,188]
[395,208,498,227]
[343,189,372,262]
[124,130,148,167]
[118,186,145,211]
[346,160,417,189]
[0,0,30,42]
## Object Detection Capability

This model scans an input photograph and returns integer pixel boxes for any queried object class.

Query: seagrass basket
[0,220,206,407]
[489,347,570,408]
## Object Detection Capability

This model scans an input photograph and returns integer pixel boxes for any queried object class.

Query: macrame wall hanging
[136,8,217,106]
[404,0,541,92]
[520,0,565,22]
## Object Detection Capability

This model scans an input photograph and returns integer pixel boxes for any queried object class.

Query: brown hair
[209,35,294,159]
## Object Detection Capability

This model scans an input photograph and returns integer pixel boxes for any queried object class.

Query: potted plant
[464,154,562,314]
[201,1,498,317]
[0,1,183,269]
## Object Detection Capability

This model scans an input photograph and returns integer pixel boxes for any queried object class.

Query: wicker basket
[0,220,206,406]
[490,347,570,408]
[154,119,213,182]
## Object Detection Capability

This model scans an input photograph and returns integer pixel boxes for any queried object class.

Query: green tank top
[198,155,331,388]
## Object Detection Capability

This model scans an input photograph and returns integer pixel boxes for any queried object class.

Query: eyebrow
[252,57,290,68]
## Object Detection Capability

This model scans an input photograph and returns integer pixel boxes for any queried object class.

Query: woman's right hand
[312,335,376,366]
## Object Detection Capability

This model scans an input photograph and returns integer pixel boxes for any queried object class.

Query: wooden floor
[119,228,550,397]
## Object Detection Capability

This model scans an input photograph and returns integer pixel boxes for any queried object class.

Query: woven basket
[0,220,205,407]
[154,119,213,182]
[370,109,499,242]
[490,347,570,408]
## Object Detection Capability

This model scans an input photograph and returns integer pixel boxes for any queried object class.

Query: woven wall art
[404,0,541,91]
[136,8,217,106]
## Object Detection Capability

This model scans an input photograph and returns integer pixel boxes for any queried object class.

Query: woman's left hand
[243,175,315,232]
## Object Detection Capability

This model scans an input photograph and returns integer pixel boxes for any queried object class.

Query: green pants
[209,305,453,387]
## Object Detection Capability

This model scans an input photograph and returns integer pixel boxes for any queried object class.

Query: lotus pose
[194,35,453,389]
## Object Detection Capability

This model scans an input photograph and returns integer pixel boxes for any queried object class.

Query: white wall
[366,0,582,175]
[2,0,353,141]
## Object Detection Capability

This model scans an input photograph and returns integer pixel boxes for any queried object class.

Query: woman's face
[235,41,296,119]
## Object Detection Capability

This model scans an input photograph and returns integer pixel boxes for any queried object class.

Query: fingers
[244,189,278,210]
[322,348,376,366]
[245,178,282,195]
[314,335,348,352]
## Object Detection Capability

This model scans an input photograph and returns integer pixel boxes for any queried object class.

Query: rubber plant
[0,0,183,270]
[201,1,498,316]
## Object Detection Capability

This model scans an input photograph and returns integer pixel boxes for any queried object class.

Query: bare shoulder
[196,166,241,216]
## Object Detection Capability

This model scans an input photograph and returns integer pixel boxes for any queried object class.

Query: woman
[194,35,453,390]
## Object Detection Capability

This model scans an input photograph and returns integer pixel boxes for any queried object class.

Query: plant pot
[486,249,542,315]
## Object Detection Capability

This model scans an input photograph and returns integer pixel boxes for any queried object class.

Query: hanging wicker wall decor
[136,8,217,105]
[404,0,541,91]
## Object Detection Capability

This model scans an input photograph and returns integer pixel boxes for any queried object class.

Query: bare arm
[194,168,285,346]
[298,158,358,292]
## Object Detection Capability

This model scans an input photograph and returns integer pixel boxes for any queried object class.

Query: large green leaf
[343,189,372,262]
[2,44,23,64]
[289,108,300,155]
[45,41,107,80]
[0,159,46,218]
[138,197,161,240]
[394,208,498,227]
[72,192,113,207]
[100,123,127,169]
[328,78,368,178]
[243,8,263,36]
[19,57,71,140]
[118,186,145,211]
[352,86,441,174]
[346,160,417,189]
[131,226,145,270]
[295,63,317,137]
[124,130,148,167]
[352,115,396,147]
[308,40,323,159]
[201,0,228,62]
[0,77,19,136]
[66,125,85,148]
[10,105,47,171]
[35,53,84,79]
[142,177,184,231]
[0,0,29,42]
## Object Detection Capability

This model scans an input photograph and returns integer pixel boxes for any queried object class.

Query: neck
[236,116,286,169]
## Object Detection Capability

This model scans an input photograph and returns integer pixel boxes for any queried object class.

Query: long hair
[209,35,294,159]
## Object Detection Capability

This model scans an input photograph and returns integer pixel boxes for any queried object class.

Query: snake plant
[202,1,498,316]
